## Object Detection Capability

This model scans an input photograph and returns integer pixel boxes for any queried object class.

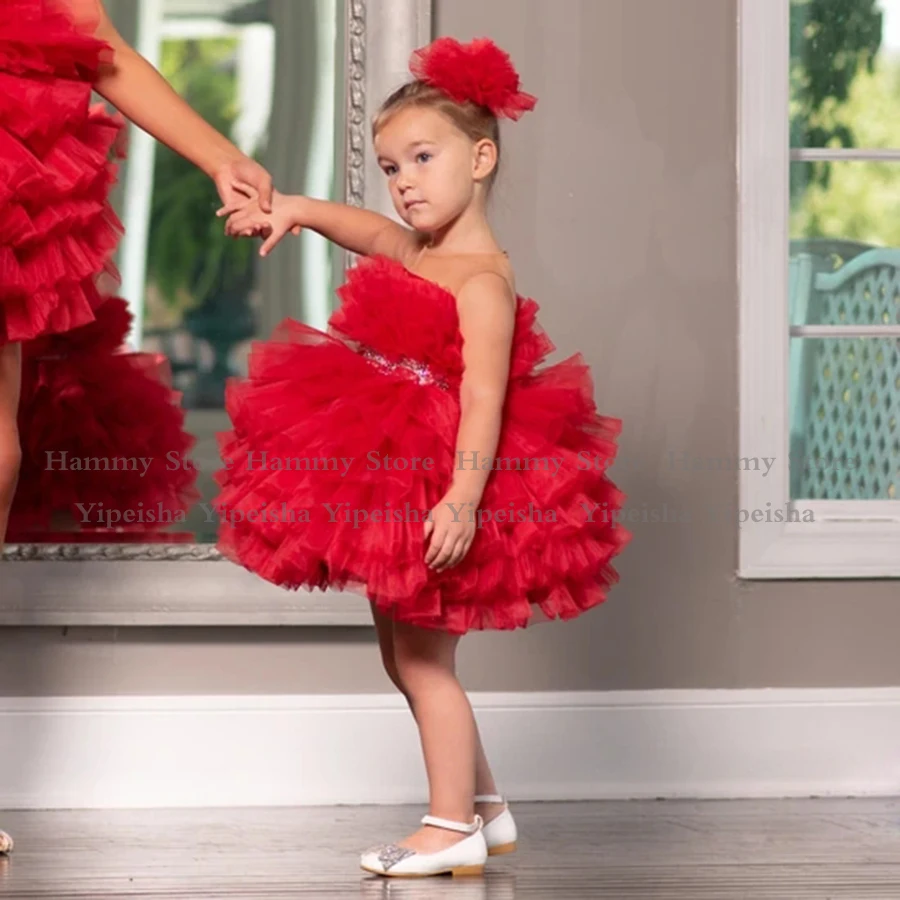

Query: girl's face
[375,106,491,233]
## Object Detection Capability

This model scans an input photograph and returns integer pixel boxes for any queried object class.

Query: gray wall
[1,0,898,697]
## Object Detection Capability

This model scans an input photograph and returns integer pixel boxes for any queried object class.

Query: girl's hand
[221,190,301,256]
[423,490,478,572]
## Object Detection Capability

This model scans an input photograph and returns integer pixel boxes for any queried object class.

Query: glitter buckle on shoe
[375,844,416,871]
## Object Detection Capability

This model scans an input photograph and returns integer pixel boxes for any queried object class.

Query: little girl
[216,37,631,878]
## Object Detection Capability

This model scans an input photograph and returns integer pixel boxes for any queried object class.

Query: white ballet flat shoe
[475,794,517,856]
[0,829,12,854]
[360,814,487,878]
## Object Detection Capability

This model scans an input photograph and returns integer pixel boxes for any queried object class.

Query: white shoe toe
[360,843,418,875]
[360,815,487,877]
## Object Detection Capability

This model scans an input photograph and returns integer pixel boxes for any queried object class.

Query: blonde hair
[372,80,501,189]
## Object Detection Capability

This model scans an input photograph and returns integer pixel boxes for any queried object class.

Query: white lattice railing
[790,248,900,501]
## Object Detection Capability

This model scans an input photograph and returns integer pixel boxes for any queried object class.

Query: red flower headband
[409,37,537,121]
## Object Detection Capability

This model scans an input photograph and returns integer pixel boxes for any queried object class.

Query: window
[738,0,900,577]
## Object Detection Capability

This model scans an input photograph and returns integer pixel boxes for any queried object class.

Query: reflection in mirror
[7,0,344,547]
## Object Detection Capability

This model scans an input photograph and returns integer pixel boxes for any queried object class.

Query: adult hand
[223,190,302,257]
[213,156,274,213]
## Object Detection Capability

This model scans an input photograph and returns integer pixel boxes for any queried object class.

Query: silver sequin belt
[357,343,450,391]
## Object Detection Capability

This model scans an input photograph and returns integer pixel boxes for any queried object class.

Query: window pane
[790,161,900,324]
[791,0,899,148]
[789,337,899,500]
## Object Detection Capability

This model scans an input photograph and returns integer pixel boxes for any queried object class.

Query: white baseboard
[1,688,900,809]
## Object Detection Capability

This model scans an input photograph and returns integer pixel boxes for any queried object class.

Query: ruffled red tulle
[8,295,199,534]
[213,256,630,634]
[0,0,123,343]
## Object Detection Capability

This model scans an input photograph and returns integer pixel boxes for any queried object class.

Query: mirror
[1,0,432,625]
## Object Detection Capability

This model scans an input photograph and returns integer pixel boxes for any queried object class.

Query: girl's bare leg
[370,601,504,825]
[388,617,475,854]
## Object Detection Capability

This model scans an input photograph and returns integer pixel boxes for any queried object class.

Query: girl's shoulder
[412,250,516,302]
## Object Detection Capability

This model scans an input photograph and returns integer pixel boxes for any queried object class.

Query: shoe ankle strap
[474,794,504,803]
[421,814,483,834]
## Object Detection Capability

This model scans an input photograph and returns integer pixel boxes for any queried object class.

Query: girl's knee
[394,645,447,696]
[371,603,408,693]
[382,655,406,694]
[373,634,403,693]
[394,625,458,675]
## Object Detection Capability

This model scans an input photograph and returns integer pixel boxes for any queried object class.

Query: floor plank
[0,799,899,898]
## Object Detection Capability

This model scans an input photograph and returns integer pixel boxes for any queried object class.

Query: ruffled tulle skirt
[8,296,198,534]
[213,320,631,634]
[0,0,123,343]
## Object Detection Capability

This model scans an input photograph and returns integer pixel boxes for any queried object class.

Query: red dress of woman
[0,0,123,344]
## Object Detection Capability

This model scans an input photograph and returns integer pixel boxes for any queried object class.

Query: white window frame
[119,4,282,349]
[738,0,900,578]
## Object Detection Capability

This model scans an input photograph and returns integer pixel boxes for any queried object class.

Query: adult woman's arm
[87,0,273,211]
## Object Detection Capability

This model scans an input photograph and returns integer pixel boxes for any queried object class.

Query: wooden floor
[0,799,899,898]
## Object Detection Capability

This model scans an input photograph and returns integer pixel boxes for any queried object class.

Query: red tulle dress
[0,0,123,344]
[214,255,631,633]
[7,294,199,538]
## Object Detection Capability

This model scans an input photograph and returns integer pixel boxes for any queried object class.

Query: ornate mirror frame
[0,0,433,626]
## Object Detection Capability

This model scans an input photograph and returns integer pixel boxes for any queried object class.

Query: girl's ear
[472,138,498,182]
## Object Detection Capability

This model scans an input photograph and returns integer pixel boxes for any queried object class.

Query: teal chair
[789,245,900,501]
